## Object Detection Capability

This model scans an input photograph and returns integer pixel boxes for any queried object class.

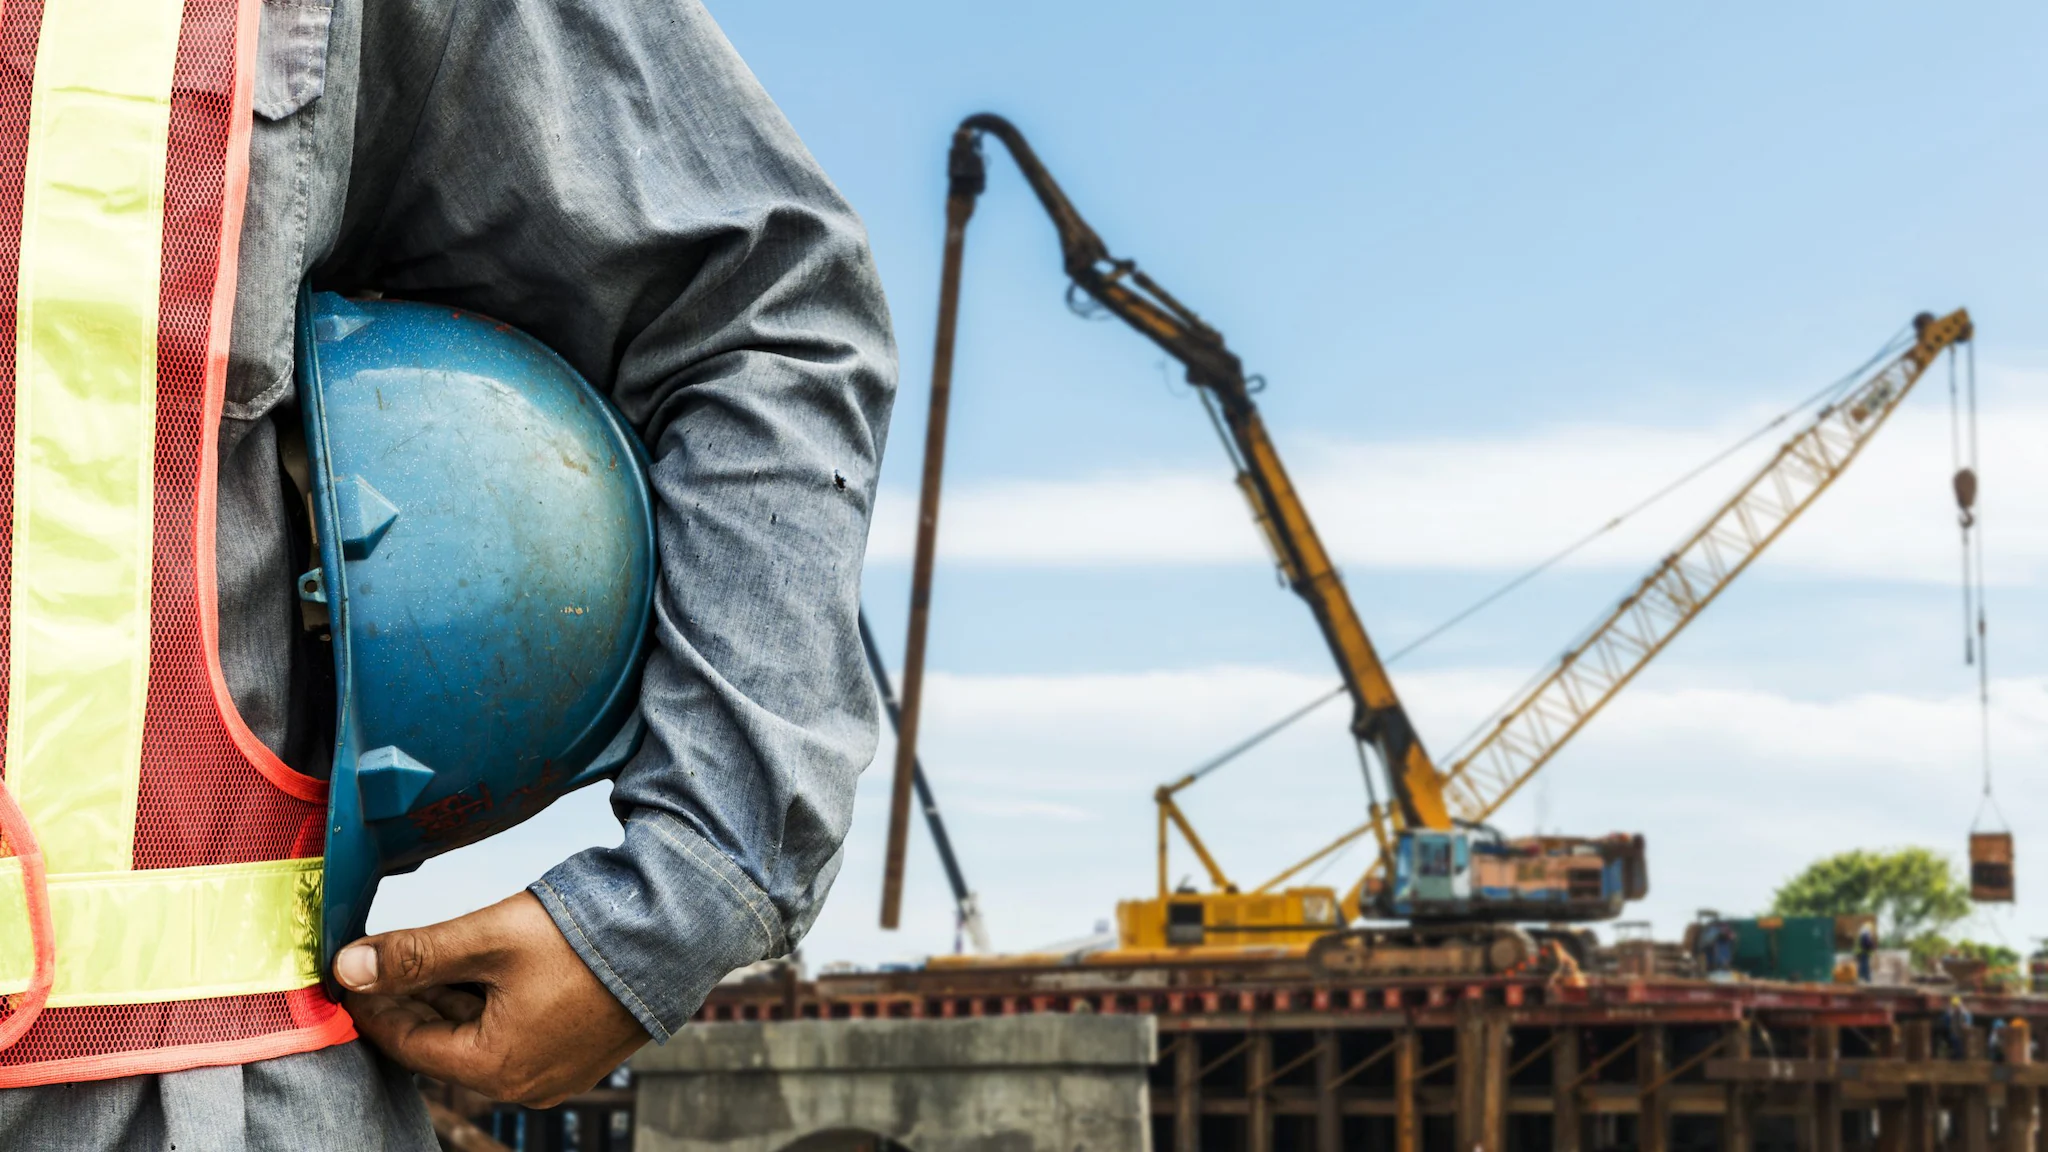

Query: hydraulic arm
[878,116,1451,927]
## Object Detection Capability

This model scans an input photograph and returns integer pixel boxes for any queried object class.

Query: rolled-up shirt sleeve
[323,0,896,1039]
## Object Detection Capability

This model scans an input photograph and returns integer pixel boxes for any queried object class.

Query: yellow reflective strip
[6,0,182,873]
[0,858,323,1007]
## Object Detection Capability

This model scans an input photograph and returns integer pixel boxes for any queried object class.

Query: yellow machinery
[1145,301,1970,973]
[1116,886,1340,952]
[1116,774,1343,952]
[880,113,1973,972]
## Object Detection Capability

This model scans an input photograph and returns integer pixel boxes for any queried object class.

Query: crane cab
[1394,830,1472,906]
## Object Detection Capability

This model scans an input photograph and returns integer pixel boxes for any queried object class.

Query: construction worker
[1945,997,1975,1060]
[1703,920,1738,977]
[1856,921,1878,983]
[0,1,892,1149]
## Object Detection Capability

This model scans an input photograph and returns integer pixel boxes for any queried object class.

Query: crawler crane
[881,112,1973,976]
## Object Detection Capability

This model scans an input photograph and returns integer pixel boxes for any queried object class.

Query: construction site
[0,2,2034,1150]
[408,96,2035,1152]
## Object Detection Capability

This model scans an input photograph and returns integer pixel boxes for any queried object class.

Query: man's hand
[335,891,650,1107]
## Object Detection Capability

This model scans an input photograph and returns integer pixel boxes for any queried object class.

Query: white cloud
[791,664,2048,962]
[868,369,2048,584]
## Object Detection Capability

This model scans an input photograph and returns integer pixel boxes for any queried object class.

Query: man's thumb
[335,925,463,994]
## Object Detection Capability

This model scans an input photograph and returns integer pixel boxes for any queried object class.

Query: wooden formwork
[699,961,2048,1152]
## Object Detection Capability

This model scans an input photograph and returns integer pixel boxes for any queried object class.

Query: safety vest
[0,0,353,1085]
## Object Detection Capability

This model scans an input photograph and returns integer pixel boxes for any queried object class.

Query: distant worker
[1990,1018,2009,1064]
[1856,921,1878,983]
[1703,921,1738,976]
[1945,997,1975,1060]
[0,1,894,1148]
[1545,941,1587,988]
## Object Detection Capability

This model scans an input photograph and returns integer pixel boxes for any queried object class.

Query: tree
[1769,847,1972,946]
[1907,937,2023,989]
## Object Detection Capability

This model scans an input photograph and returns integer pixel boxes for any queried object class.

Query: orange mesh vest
[0,0,354,1085]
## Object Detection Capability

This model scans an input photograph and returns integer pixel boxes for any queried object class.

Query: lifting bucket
[1969,832,2015,903]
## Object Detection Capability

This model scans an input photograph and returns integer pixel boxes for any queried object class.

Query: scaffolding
[701,962,2048,1152]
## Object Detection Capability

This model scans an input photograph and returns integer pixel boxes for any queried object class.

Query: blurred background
[375,0,2048,970]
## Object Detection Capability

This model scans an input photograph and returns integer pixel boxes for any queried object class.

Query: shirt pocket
[253,0,334,121]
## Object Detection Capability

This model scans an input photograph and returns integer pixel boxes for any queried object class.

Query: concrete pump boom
[877,113,1456,924]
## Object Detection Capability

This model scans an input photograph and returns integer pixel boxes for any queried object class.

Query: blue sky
[377,2,2048,964]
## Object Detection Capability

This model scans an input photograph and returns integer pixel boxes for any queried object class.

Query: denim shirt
[0,0,894,1146]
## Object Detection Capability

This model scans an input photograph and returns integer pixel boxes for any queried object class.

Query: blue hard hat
[294,288,656,983]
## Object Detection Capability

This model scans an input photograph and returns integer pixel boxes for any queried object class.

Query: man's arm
[319,0,896,1096]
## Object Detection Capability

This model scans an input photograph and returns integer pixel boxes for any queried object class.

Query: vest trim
[194,0,328,808]
[0,997,354,1089]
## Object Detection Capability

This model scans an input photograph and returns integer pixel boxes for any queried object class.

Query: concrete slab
[632,1015,1156,1152]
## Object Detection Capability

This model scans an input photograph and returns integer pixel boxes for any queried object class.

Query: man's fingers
[348,992,489,1084]
[351,989,566,1106]
[336,918,493,995]
[339,893,644,1106]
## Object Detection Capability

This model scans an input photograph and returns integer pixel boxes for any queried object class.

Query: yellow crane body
[1325,308,1975,916]
[1436,309,1972,823]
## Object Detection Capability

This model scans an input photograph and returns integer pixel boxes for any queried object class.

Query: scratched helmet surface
[296,289,656,982]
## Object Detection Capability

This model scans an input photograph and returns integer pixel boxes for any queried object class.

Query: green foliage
[1905,934,2008,972]
[1906,934,1944,974]
[1769,847,1972,947]
[1909,937,2025,989]
[1952,939,2022,969]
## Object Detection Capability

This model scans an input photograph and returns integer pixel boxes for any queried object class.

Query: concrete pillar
[1727,1023,1753,1152]
[1249,1032,1273,1152]
[1457,1003,1481,1152]
[1175,1031,1199,1152]
[1879,1027,1905,1152]
[630,1016,1157,1152]
[1640,1025,1669,1152]
[1817,1025,1843,1152]
[2033,1016,2048,1152]
[1905,1020,1938,1152]
[2006,1021,2036,1152]
[1484,1010,1510,1152]
[1881,1101,1906,1152]
[1453,1002,1509,1152]
[1458,1001,1497,1152]
[1315,1030,1341,1152]
[1557,1027,1584,1152]
[1967,1029,1992,1152]
[1397,1028,1420,1152]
